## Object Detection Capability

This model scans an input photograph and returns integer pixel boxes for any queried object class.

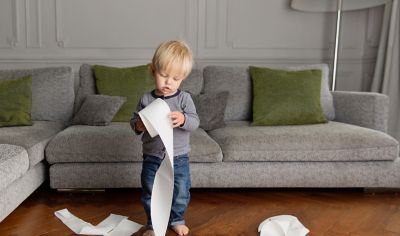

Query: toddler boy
[130,40,199,236]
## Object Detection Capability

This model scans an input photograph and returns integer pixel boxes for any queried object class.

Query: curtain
[371,0,400,141]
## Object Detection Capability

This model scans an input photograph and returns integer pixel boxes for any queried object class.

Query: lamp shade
[291,0,390,12]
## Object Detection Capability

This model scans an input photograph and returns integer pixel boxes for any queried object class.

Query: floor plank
[1,186,400,235]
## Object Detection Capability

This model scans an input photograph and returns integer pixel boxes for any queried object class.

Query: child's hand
[169,111,185,128]
[135,118,146,132]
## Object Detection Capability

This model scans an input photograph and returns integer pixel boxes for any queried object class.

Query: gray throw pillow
[72,95,126,126]
[192,91,229,131]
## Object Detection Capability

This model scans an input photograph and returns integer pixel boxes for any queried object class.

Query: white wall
[0,0,384,91]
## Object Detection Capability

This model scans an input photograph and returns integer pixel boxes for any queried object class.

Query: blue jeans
[141,153,191,228]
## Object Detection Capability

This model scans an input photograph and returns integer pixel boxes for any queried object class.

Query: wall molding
[204,0,218,49]
[227,1,330,50]
[55,0,194,49]
[366,6,383,47]
[25,0,42,48]
[0,56,371,64]
[12,0,20,48]
[55,0,65,48]
[0,0,20,48]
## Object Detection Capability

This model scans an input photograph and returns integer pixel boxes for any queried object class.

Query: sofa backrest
[75,64,96,114]
[203,66,252,121]
[74,64,204,114]
[181,68,203,95]
[0,67,74,122]
[203,64,335,122]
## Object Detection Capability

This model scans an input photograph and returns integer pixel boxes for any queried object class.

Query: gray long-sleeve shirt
[130,90,199,158]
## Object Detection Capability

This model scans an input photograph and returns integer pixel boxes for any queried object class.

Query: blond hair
[151,40,193,78]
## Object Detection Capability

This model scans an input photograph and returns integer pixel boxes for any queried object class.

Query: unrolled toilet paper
[139,98,175,236]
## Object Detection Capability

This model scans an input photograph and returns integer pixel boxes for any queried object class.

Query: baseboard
[56,188,106,192]
[363,188,400,193]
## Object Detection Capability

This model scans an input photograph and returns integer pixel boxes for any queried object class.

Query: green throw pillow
[94,65,154,122]
[249,66,327,126]
[0,76,33,127]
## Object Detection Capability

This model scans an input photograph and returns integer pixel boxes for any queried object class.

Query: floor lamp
[291,0,391,91]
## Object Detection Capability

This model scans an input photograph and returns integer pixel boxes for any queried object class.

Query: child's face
[153,66,185,96]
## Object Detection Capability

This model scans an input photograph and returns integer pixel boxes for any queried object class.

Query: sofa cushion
[72,95,126,126]
[203,66,251,121]
[46,123,141,163]
[191,91,229,131]
[0,67,74,122]
[0,76,32,127]
[75,64,96,114]
[0,144,29,191]
[180,68,203,95]
[203,65,334,121]
[46,123,222,164]
[249,66,327,125]
[208,121,399,162]
[0,121,66,167]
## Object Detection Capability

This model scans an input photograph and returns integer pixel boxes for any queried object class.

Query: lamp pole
[331,0,343,91]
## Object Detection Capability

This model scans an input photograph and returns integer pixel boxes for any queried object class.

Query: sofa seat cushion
[0,144,29,190]
[0,121,66,167]
[208,121,399,162]
[46,123,223,164]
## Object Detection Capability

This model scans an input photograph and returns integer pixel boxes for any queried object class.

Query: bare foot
[143,229,155,236]
[172,224,190,236]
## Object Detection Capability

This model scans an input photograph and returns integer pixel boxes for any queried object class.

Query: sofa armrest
[332,91,389,133]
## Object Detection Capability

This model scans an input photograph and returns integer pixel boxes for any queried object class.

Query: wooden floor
[1,186,400,236]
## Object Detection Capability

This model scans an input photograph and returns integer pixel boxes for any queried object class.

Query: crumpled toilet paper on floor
[258,215,309,236]
[55,98,174,236]
[54,209,142,236]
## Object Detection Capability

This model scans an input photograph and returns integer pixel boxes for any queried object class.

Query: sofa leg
[363,188,400,193]
[57,188,106,192]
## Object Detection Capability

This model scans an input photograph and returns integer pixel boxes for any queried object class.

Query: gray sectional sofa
[45,64,399,190]
[1,64,399,223]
